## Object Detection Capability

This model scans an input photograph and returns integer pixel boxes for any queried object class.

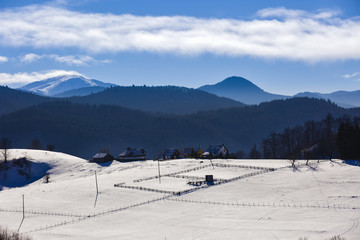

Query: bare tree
[29,139,42,150]
[46,144,56,151]
[249,144,261,159]
[0,138,12,163]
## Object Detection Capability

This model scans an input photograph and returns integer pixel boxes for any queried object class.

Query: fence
[212,163,275,171]
[23,194,173,234]
[0,208,84,218]
[167,198,360,211]
[116,169,275,196]
[171,174,226,182]
[132,164,213,183]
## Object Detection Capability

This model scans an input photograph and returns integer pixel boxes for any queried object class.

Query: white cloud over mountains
[0,5,359,62]
[20,53,110,65]
[0,70,84,86]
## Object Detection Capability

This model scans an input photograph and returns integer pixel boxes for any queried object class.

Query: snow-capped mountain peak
[18,74,116,96]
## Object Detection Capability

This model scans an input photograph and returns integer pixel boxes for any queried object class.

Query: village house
[163,148,181,160]
[118,148,146,161]
[202,144,228,158]
[90,153,114,163]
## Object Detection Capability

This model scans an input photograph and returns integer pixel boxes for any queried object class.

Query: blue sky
[0,0,359,95]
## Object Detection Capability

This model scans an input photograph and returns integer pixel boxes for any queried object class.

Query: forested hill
[0,86,51,116]
[66,86,245,114]
[1,97,359,159]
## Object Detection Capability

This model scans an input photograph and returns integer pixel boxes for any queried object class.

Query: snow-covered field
[0,149,359,240]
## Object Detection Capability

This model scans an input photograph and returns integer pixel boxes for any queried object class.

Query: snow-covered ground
[0,149,359,239]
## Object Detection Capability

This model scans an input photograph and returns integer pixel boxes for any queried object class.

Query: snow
[0,150,359,239]
[18,75,114,96]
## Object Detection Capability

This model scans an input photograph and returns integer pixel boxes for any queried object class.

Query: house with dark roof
[163,148,181,160]
[202,144,228,158]
[118,148,146,161]
[90,153,114,163]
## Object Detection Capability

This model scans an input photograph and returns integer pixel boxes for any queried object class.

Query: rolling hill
[67,86,246,114]
[0,86,51,116]
[0,85,245,116]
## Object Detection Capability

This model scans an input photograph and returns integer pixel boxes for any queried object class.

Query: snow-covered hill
[0,150,359,239]
[18,75,116,96]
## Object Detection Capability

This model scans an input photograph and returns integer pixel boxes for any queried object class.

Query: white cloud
[257,7,341,20]
[342,72,359,79]
[0,70,85,86]
[49,54,97,65]
[257,7,306,19]
[0,56,8,63]
[0,6,359,62]
[20,53,110,65]
[21,53,42,63]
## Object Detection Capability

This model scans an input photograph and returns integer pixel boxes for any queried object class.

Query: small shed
[90,153,114,163]
[205,175,214,183]
[163,148,180,160]
[118,148,146,161]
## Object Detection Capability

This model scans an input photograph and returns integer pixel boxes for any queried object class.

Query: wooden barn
[90,153,114,163]
[118,148,146,161]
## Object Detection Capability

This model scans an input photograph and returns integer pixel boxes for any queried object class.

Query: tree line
[258,114,360,160]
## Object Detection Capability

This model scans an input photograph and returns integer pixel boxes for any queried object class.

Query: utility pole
[95,171,99,194]
[22,194,25,219]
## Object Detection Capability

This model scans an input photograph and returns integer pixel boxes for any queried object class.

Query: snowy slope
[0,150,359,240]
[18,75,116,96]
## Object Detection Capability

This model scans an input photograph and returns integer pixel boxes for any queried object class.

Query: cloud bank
[0,5,359,61]
[0,70,85,86]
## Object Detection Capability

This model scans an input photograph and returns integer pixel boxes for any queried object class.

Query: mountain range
[15,74,360,108]
[1,84,244,116]
[2,74,360,158]
[1,98,358,159]
[198,76,360,107]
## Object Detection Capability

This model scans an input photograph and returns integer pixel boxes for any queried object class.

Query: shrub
[0,226,32,240]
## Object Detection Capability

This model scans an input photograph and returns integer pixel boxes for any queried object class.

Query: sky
[0,0,359,95]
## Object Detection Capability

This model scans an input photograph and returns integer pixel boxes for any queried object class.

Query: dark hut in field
[118,148,146,161]
[90,153,114,163]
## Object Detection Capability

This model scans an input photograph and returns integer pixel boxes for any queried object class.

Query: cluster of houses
[90,144,229,163]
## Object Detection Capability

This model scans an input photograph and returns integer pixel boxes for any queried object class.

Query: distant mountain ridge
[1,84,245,116]
[198,76,289,105]
[68,86,246,114]
[294,90,360,108]
[18,74,116,96]
[53,86,107,98]
[199,76,360,107]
